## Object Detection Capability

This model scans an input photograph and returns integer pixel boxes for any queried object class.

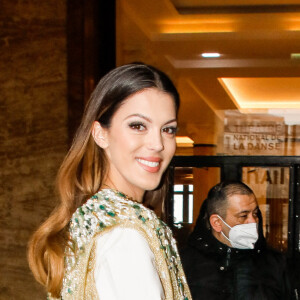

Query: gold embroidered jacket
[49,189,191,300]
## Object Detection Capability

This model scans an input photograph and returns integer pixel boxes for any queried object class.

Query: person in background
[28,63,191,300]
[181,181,292,300]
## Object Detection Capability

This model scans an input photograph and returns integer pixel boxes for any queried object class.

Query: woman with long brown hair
[28,63,191,299]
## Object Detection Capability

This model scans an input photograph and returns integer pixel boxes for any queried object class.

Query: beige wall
[0,1,68,298]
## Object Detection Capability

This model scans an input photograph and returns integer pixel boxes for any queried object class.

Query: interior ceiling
[118,0,300,143]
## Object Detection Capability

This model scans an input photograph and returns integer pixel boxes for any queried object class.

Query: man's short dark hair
[205,181,254,221]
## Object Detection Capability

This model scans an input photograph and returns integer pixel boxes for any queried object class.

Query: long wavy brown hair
[27,63,180,297]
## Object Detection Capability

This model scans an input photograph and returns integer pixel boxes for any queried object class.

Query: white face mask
[217,215,258,249]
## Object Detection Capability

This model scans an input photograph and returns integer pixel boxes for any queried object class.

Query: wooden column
[67,0,116,142]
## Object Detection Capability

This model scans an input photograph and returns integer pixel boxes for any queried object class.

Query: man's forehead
[227,193,258,213]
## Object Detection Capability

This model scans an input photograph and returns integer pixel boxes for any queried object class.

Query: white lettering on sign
[220,110,285,155]
[243,167,289,199]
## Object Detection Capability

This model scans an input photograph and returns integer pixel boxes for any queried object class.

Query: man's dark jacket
[180,200,292,300]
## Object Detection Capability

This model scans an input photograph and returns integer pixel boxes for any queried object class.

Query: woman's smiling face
[93,88,177,201]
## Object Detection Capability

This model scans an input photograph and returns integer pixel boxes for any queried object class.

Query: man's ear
[91,121,108,149]
[209,214,223,233]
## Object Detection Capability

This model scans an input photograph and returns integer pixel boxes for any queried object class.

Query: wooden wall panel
[0,0,116,298]
[0,1,67,298]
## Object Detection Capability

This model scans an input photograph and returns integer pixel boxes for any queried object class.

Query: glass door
[170,155,300,256]
[242,167,290,252]
[170,165,220,247]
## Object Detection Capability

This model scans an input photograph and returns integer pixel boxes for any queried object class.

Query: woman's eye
[162,126,177,135]
[129,122,146,131]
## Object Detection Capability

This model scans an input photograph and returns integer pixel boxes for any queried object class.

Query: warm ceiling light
[201,52,221,58]
[218,77,300,109]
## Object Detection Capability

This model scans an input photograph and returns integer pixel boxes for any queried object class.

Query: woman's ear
[209,214,223,233]
[92,121,108,149]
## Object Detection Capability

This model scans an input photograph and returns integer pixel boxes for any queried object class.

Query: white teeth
[137,158,159,167]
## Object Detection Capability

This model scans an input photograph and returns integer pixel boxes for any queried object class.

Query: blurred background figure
[181,181,292,300]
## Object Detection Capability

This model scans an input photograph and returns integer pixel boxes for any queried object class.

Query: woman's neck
[101,181,144,203]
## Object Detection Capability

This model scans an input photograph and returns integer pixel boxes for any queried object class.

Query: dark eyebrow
[164,118,177,125]
[237,206,259,215]
[124,114,150,122]
[236,210,250,216]
[124,113,177,125]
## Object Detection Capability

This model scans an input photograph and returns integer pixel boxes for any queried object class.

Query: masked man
[181,181,292,300]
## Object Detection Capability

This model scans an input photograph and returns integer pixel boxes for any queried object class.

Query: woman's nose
[147,130,164,151]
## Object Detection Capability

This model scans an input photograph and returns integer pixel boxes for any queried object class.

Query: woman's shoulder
[70,189,156,226]
[68,189,168,249]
